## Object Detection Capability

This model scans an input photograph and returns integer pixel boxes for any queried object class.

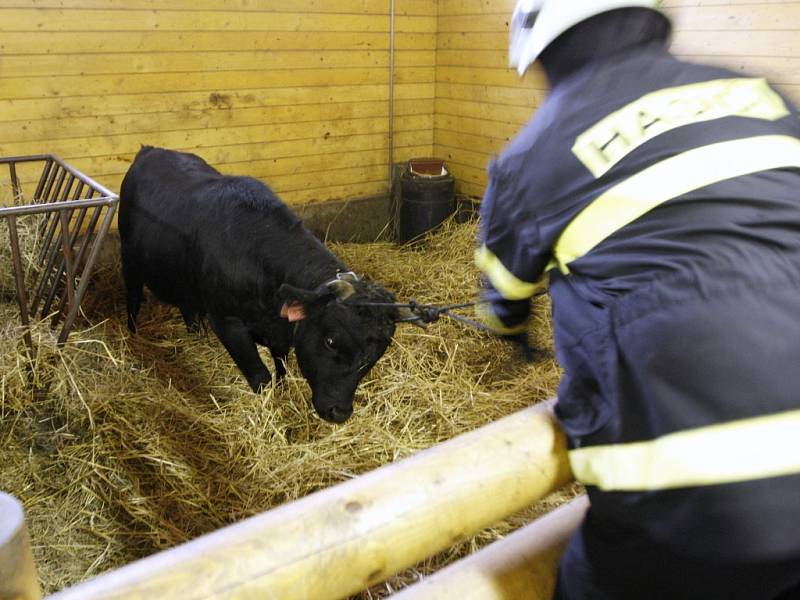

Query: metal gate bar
[1,154,119,348]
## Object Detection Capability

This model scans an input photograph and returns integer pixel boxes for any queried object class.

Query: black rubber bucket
[398,158,455,244]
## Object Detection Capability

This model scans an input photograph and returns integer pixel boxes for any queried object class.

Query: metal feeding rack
[0,154,118,349]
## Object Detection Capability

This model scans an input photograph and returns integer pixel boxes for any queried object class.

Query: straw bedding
[0,215,579,597]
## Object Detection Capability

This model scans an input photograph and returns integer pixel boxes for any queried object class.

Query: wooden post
[46,400,572,600]
[0,492,42,600]
[391,495,589,600]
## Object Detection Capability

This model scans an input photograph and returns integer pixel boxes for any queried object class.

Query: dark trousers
[554,512,800,600]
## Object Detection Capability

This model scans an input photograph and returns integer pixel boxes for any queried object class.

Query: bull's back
[120,147,222,309]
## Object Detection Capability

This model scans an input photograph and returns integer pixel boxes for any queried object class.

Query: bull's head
[278,274,410,423]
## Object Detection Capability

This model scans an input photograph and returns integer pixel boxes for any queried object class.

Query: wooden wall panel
[664,2,800,104]
[435,0,800,200]
[0,1,436,206]
[434,0,543,199]
[1,1,796,208]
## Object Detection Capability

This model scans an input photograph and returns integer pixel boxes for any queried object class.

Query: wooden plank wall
[1,2,797,206]
[0,0,436,206]
[664,0,800,106]
[434,0,545,199]
[434,0,800,200]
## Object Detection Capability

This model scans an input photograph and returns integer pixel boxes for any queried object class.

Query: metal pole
[58,202,117,344]
[0,492,42,600]
[388,0,395,187]
[7,215,34,351]
[10,161,21,201]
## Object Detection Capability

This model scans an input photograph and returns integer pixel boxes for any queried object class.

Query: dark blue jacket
[477,44,800,561]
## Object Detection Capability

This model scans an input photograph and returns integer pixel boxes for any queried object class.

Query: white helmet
[510,0,663,75]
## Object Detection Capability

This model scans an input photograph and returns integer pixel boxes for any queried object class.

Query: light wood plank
[0,31,436,54]
[437,31,507,51]
[0,50,435,78]
[0,100,432,144]
[9,0,437,15]
[44,403,569,600]
[673,54,800,84]
[454,179,487,199]
[434,145,494,173]
[0,84,434,124]
[437,66,548,89]
[435,114,524,142]
[262,164,389,193]
[442,160,492,187]
[434,128,509,157]
[671,30,800,55]
[392,498,589,600]
[438,0,516,15]
[35,129,433,186]
[663,0,797,7]
[669,4,800,31]
[0,114,434,159]
[0,493,41,600]
[282,181,388,205]
[436,49,509,69]
[435,82,546,108]
[69,144,433,186]
[230,144,433,179]
[437,13,509,32]
[0,10,436,33]
[0,67,435,101]
[435,98,533,126]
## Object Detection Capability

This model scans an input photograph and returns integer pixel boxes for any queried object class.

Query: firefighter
[475,1,800,598]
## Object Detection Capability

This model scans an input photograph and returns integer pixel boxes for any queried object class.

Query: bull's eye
[324,336,336,351]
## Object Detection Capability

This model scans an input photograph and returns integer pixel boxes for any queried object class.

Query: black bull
[119,146,412,423]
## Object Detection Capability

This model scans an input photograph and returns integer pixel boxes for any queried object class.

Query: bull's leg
[208,314,270,392]
[267,326,292,381]
[179,306,202,334]
[122,261,143,333]
[269,345,290,381]
[270,350,288,380]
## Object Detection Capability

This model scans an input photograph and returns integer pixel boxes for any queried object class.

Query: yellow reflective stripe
[474,244,547,301]
[572,78,790,178]
[569,409,800,492]
[475,302,529,335]
[555,135,800,274]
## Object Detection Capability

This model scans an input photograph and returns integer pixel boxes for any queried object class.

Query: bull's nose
[324,406,353,423]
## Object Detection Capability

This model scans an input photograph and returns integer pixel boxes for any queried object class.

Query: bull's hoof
[249,374,272,394]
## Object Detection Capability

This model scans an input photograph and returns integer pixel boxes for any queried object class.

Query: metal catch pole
[387,0,396,187]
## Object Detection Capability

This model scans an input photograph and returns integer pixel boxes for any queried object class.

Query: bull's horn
[327,279,356,300]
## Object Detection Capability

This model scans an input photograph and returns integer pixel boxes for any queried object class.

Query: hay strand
[0,218,578,596]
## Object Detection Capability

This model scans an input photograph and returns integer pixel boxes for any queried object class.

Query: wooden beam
[0,492,42,600]
[391,495,589,600]
[47,400,571,600]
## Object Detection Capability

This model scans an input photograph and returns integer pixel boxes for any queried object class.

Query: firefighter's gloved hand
[503,332,537,363]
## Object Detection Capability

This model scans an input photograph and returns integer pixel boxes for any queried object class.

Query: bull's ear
[277,283,324,321]
[280,302,306,322]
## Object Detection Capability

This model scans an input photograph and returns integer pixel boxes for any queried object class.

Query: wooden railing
[3,400,580,600]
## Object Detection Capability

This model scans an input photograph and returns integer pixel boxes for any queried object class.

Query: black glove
[503,332,537,363]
